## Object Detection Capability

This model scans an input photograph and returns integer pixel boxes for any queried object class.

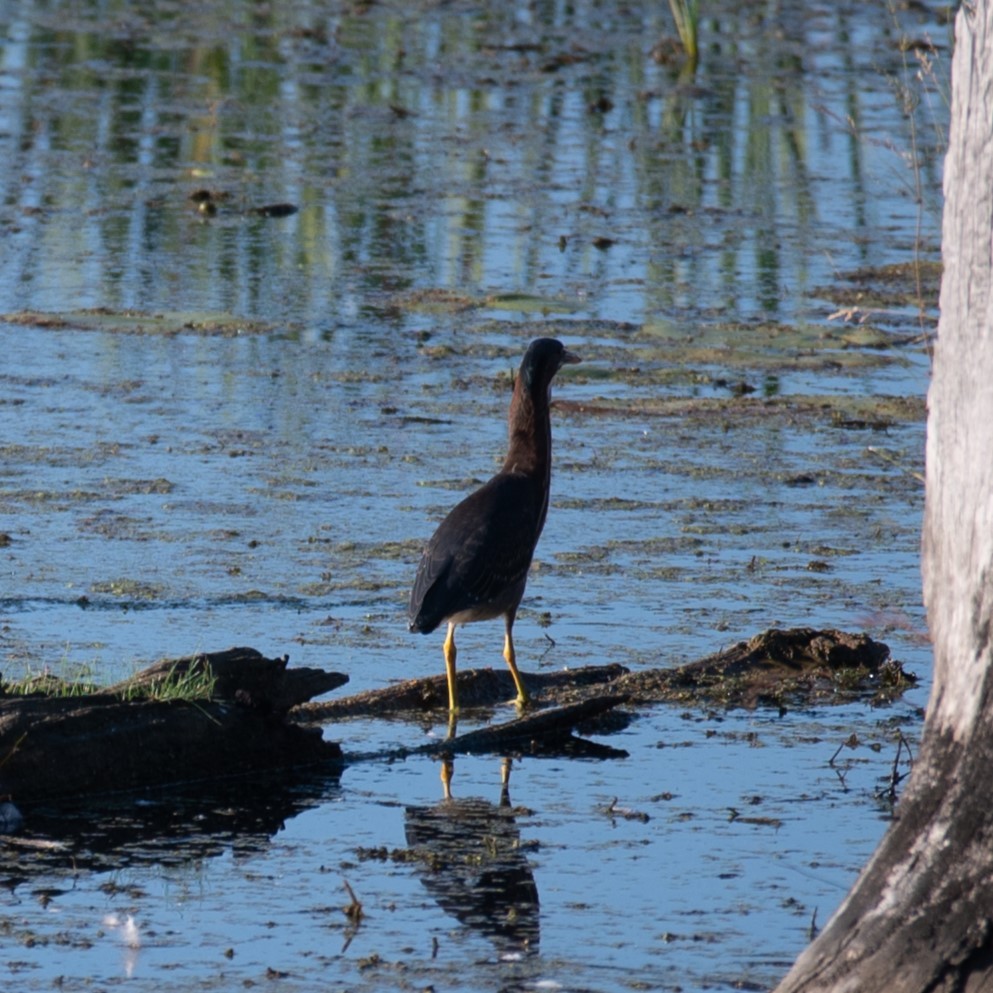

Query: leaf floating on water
[187,191,298,219]
[252,203,299,218]
[540,49,591,73]
[389,287,480,314]
[484,292,580,315]
[188,189,230,217]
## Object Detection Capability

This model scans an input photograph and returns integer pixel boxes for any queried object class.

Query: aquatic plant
[668,0,700,63]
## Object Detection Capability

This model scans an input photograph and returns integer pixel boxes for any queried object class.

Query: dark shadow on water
[0,767,341,888]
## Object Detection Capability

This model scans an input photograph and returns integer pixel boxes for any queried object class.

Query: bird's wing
[409,474,543,632]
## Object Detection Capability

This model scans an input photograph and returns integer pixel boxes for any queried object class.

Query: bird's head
[519,337,581,393]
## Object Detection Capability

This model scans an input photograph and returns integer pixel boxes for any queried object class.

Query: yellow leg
[443,622,459,713]
[503,620,530,707]
[499,757,512,806]
[501,757,513,787]
[440,756,454,801]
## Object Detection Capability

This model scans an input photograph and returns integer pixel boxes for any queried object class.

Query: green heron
[409,337,580,713]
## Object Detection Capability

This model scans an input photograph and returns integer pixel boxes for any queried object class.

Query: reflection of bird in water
[409,337,580,717]
[405,759,539,956]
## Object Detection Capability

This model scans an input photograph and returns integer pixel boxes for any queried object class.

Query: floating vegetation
[0,309,292,337]
[89,578,166,600]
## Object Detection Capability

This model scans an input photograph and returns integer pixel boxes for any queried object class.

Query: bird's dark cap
[524,336,581,365]
[519,338,580,389]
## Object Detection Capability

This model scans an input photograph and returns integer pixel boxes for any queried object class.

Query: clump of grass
[668,0,700,64]
[2,660,216,703]
[1,655,100,698]
[116,663,217,703]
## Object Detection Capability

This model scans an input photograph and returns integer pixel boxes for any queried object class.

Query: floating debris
[251,203,299,218]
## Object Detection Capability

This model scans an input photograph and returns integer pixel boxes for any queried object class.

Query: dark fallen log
[613,627,913,709]
[0,648,348,806]
[0,630,911,811]
[106,646,345,713]
[294,663,629,721]
[295,628,912,725]
[426,696,630,759]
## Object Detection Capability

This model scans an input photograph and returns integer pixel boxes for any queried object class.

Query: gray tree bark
[775,2,993,991]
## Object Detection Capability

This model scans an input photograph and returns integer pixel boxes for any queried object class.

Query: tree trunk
[775,3,993,991]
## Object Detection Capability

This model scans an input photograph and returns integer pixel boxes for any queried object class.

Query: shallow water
[0,0,946,989]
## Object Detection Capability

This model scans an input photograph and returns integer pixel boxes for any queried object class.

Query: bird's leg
[500,757,513,806]
[503,616,530,707]
[443,622,459,714]
[440,756,454,801]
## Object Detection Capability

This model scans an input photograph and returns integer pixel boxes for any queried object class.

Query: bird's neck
[502,380,552,480]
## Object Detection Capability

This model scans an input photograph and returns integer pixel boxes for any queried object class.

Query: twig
[342,880,364,922]
[829,732,859,766]
[876,729,914,805]
[866,446,926,484]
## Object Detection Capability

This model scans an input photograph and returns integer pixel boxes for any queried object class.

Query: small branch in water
[866,445,926,484]
[539,631,557,665]
[340,879,364,953]
[342,880,364,923]
[829,733,858,766]
[602,797,650,823]
[876,729,914,805]
[829,732,859,791]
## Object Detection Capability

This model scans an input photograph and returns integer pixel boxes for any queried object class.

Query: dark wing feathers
[409,473,544,633]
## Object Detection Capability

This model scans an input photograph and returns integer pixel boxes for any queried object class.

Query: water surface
[0,0,947,989]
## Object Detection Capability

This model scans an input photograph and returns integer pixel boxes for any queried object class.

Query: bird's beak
[561,348,581,365]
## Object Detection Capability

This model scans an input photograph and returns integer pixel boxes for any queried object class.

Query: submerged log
[434,696,630,760]
[0,648,347,806]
